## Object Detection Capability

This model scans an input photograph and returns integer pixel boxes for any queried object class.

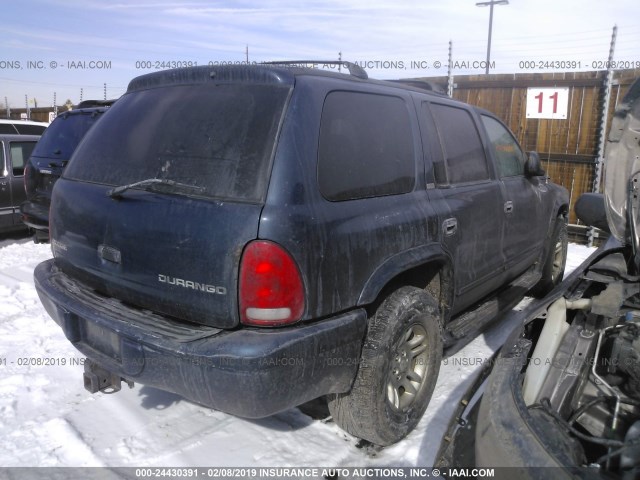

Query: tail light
[23,163,32,195]
[239,240,305,326]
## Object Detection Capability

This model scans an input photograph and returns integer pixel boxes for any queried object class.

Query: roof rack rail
[388,79,445,94]
[75,99,117,109]
[261,60,368,80]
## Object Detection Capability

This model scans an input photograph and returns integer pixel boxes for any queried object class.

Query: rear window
[64,84,290,203]
[32,112,103,160]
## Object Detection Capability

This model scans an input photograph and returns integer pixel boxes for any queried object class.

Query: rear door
[420,102,506,313]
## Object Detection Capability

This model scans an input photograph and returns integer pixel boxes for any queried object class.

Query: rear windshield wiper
[107,178,205,198]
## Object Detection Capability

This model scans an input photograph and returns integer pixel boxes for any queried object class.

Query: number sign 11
[526,87,569,119]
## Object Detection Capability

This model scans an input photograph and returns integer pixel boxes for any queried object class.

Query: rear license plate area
[82,321,122,363]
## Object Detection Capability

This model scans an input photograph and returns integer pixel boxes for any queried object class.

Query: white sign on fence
[48,111,56,123]
[526,87,569,119]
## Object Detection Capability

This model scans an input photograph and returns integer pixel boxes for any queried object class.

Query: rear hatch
[52,66,293,329]
[25,110,105,201]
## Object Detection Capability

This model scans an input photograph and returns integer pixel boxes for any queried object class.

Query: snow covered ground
[0,232,595,468]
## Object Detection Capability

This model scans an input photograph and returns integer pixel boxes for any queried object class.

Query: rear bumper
[35,259,368,418]
[20,200,49,231]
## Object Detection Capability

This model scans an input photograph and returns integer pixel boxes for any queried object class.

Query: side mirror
[575,193,610,233]
[525,151,546,177]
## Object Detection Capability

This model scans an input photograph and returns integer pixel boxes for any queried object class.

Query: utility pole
[246,44,249,62]
[476,0,508,75]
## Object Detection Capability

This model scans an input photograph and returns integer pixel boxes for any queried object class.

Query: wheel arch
[541,199,569,245]
[557,202,569,220]
[358,244,454,326]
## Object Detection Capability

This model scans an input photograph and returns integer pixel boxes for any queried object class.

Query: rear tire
[532,216,568,297]
[328,286,442,446]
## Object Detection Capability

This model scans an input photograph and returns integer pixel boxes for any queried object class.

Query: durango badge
[157,274,226,295]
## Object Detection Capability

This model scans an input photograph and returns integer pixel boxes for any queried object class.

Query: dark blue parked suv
[34,62,569,445]
[21,100,114,242]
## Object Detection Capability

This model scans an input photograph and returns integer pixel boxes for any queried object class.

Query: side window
[481,115,525,177]
[431,104,489,185]
[318,91,415,201]
[0,124,17,134]
[9,142,36,176]
[13,124,46,135]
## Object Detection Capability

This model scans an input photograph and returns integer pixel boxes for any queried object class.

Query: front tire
[532,216,568,297]
[328,286,442,446]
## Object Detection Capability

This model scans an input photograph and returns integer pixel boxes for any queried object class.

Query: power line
[0,77,127,89]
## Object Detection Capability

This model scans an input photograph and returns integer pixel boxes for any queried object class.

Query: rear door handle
[504,201,514,214]
[443,217,457,236]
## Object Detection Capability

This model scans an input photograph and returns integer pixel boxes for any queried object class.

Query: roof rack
[389,79,446,94]
[75,99,117,109]
[261,60,368,80]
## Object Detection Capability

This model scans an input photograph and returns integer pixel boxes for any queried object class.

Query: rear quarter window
[64,84,290,203]
[9,141,37,176]
[317,91,415,201]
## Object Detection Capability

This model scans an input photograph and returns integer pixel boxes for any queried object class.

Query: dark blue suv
[34,62,569,445]
[21,100,114,242]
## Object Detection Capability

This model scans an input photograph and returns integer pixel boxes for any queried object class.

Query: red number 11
[535,91,559,113]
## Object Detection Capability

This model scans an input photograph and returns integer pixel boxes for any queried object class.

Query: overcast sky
[2,0,639,108]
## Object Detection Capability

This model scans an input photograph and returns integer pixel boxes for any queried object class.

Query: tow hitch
[83,360,134,394]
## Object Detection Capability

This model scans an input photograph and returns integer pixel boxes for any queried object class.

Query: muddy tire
[328,286,442,446]
[532,216,568,297]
